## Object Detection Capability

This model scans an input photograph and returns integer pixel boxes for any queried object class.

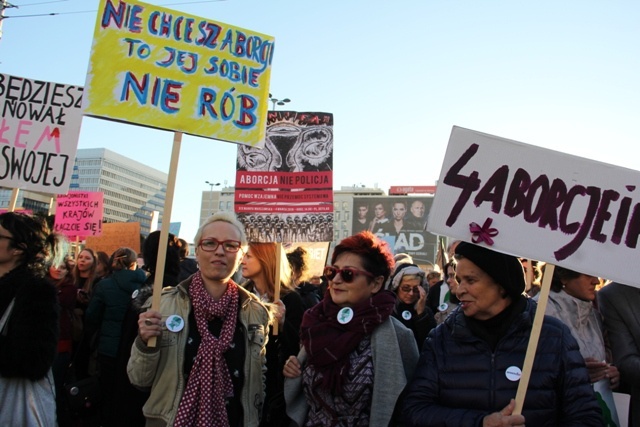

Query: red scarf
[174,272,239,427]
[300,289,395,393]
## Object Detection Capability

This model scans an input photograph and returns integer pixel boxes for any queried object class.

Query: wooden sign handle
[513,263,555,415]
[147,132,182,348]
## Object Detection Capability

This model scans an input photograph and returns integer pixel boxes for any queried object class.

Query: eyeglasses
[198,238,242,253]
[323,266,375,283]
[399,286,420,294]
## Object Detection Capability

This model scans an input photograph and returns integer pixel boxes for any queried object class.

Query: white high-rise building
[0,148,168,237]
[70,148,167,236]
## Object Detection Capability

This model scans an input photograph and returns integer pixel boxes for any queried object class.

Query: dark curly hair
[287,246,311,284]
[142,230,180,285]
[331,231,394,282]
[550,266,582,293]
[0,212,67,277]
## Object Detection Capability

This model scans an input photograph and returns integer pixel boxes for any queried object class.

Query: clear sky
[2,0,640,242]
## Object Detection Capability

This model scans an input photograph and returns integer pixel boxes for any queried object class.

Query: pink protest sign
[54,191,104,238]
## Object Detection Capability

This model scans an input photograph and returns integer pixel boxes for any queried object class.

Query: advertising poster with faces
[353,196,437,265]
[235,111,334,243]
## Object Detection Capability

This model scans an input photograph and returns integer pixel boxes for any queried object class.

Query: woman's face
[397,276,421,305]
[392,203,407,221]
[96,258,108,276]
[374,204,386,219]
[563,273,600,302]
[455,258,511,320]
[446,266,458,293]
[76,250,95,273]
[49,263,68,280]
[240,248,263,280]
[0,225,16,265]
[329,252,382,308]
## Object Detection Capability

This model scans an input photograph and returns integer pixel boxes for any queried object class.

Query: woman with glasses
[241,242,304,427]
[128,212,270,427]
[0,212,67,425]
[283,231,419,427]
[389,264,436,351]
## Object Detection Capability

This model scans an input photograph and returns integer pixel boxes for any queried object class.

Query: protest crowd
[0,209,638,427]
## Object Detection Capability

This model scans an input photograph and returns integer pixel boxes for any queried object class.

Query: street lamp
[269,93,291,110]
[205,181,221,214]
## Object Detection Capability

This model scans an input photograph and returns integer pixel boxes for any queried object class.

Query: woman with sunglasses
[128,212,270,427]
[0,212,67,425]
[283,231,419,427]
[389,263,436,351]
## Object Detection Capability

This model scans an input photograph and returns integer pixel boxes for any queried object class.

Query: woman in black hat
[402,241,604,426]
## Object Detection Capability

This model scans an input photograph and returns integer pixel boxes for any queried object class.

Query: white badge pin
[166,315,185,332]
[337,307,354,324]
[131,289,139,299]
[402,310,412,320]
[438,302,449,312]
[505,366,522,382]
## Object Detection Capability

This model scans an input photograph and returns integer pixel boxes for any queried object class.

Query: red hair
[331,231,395,281]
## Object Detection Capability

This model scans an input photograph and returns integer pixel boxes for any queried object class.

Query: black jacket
[0,266,59,380]
[392,301,436,351]
[402,298,604,426]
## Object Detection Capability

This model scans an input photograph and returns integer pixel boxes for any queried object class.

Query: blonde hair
[247,242,294,299]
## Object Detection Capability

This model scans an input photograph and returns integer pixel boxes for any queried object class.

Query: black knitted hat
[454,242,525,300]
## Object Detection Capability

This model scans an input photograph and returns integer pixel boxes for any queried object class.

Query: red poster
[235,111,334,243]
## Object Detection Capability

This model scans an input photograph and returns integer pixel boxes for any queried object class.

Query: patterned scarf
[174,272,239,427]
[300,289,395,394]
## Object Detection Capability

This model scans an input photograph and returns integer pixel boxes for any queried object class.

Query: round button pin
[402,310,412,320]
[438,303,449,312]
[505,366,522,382]
[131,289,139,299]
[165,314,185,332]
[337,307,354,324]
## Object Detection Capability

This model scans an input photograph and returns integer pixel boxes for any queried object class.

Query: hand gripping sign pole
[147,132,182,348]
[512,263,555,415]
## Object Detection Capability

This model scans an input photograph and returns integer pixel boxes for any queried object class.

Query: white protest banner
[0,73,83,193]
[428,126,640,286]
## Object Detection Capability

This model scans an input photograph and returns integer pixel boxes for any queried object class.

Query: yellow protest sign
[84,0,274,147]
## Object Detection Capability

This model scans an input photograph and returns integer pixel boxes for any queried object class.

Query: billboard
[353,196,437,265]
[235,111,334,242]
[84,0,274,147]
[0,73,83,193]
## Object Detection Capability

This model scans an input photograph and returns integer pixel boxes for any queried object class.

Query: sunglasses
[199,238,242,253]
[323,266,375,283]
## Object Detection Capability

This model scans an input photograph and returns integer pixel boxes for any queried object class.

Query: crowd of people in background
[0,210,639,426]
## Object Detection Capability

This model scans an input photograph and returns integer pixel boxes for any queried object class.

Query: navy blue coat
[86,268,146,358]
[402,299,604,426]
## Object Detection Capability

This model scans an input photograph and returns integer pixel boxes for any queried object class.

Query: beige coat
[127,279,270,427]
